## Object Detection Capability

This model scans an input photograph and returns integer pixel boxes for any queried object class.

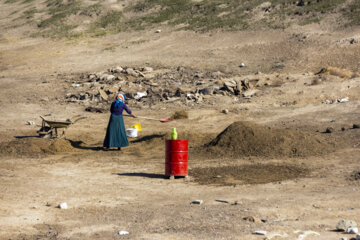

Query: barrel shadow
[115,172,165,179]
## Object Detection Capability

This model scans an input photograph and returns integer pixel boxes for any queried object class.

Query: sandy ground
[0,18,360,240]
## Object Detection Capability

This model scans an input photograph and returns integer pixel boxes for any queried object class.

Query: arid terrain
[0,0,360,239]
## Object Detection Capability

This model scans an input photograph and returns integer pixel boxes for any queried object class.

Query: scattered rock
[243,216,261,223]
[353,124,360,129]
[191,200,203,205]
[126,68,138,76]
[221,109,229,114]
[265,232,288,240]
[59,202,68,209]
[111,66,123,73]
[134,91,147,100]
[325,127,334,133]
[118,230,129,235]
[239,62,246,68]
[242,89,258,98]
[336,220,357,231]
[338,97,349,103]
[155,29,161,33]
[99,89,108,100]
[199,87,213,95]
[346,227,358,234]
[142,67,153,73]
[253,230,266,235]
[294,230,320,239]
[27,121,35,125]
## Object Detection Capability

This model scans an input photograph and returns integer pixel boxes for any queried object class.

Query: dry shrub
[171,110,188,120]
[316,67,354,80]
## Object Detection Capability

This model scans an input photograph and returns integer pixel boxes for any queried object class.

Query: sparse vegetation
[2,0,360,38]
[346,0,360,25]
[21,7,38,19]
[96,11,123,29]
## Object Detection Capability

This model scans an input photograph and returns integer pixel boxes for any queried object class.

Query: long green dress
[103,102,132,148]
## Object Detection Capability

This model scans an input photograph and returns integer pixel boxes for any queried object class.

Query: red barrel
[165,140,188,177]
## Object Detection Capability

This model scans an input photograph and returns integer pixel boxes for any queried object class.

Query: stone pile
[63,66,258,108]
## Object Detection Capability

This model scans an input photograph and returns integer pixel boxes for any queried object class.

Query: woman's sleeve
[123,104,132,114]
[110,102,114,113]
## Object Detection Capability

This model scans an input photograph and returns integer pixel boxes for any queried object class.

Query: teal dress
[103,102,132,148]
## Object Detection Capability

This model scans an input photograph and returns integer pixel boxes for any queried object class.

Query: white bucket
[126,128,138,138]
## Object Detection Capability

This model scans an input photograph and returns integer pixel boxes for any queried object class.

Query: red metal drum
[165,140,188,177]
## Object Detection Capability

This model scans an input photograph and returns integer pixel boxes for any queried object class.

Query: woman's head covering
[114,93,126,107]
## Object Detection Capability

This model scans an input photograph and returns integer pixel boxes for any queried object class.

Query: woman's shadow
[68,140,105,151]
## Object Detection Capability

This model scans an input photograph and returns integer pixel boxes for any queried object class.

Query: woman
[103,93,136,150]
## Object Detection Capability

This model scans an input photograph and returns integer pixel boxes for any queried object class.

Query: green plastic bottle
[171,128,178,140]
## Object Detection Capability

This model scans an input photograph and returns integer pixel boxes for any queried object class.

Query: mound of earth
[203,121,336,158]
[0,138,76,157]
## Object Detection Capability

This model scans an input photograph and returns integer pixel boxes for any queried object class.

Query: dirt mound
[171,110,189,120]
[0,138,76,157]
[203,121,336,158]
[190,164,308,186]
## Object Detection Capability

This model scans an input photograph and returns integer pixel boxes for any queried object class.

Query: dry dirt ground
[1,11,360,240]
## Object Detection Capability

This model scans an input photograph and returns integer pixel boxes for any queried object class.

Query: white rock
[142,66,153,72]
[59,202,68,209]
[221,109,229,114]
[239,62,246,67]
[118,230,129,235]
[338,97,349,103]
[134,91,147,100]
[253,230,266,235]
[337,220,357,231]
[106,75,116,81]
[191,200,203,205]
[113,66,123,73]
[346,227,358,234]
[294,230,320,240]
[155,29,161,33]
[27,121,35,125]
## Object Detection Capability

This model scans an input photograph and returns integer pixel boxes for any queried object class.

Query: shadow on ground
[115,172,165,179]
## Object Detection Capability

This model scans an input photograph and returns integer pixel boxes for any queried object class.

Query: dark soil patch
[190,164,309,186]
[202,121,336,158]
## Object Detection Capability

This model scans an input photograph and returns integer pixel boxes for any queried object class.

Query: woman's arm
[124,104,136,118]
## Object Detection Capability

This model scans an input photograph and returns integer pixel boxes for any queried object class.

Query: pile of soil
[203,121,336,158]
[190,164,308,186]
[171,110,188,120]
[0,138,76,157]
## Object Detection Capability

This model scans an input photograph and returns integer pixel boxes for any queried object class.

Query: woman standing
[103,93,136,150]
